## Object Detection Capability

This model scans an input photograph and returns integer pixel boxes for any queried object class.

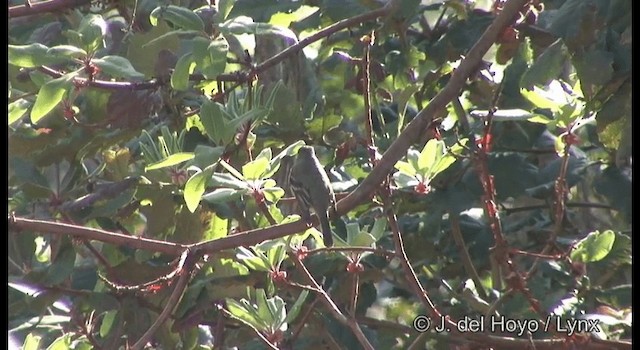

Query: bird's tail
[320,216,333,247]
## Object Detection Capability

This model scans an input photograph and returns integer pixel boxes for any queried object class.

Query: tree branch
[9,216,185,255]
[38,66,162,91]
[131,250,196,350]
[335,0,530,215]
[9,0,91,18]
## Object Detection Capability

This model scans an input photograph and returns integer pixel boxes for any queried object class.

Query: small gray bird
[289,146,336,246]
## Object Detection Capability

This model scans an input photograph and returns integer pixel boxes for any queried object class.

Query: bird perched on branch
[289,146,336,247]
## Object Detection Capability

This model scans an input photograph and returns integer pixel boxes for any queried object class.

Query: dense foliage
[9,0,631,349]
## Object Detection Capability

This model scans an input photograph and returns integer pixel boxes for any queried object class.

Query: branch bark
[9,0,91,18]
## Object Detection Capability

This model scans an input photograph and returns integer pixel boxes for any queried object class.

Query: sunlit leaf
[46,45,87,60]
[9,43,45,67]
[201,188,245,204]
[150,5,205,32]
[184,165,214,212]
[92,56,145,80]
[77,14,107,53]
[9,99,31,125]
[145,152,194,171]
[571,230,616,263]
[31,73,75,124]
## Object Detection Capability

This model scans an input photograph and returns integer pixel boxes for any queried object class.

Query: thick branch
[9,0,91,18]
[335,0,530,214]
[10,217,185,255]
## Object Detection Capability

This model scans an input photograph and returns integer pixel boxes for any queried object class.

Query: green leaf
[242,148,271,180]
[573,49,615,88]
[201,188,245,204]
[370,218,387,241]
[417,139,443,173]
[219,16,297,42]
[9,43,50,67]
[394,160,417,177]
[352,232,376,247]
[270,5,318,27]
[262,186,285,203]
[256,289,274,325]
[242,157,269,180]
[171,53,195,91]
[150,5,205,32]
[23,333,41,350]
[145,152,194,171]
[44,242,76,285]
[199,99,229,144]
[46,334,72,350]
[210,172,249,189]
[266,243,286,268]
[204,37,229,77]
[184,165,214,212]
[77,14,107,53]
[190,36,229,79]
[9,99,31,125]
[46,45,87,60]
[430,154,457,178]
[218,0,237,21]
[99,310,118,338]
[263,140,304,178]
[142,29,200,48]
[86,188,137,219]
[228,0,298,22]
[520,85,566,112]
[126,21,181,77]
[228,107,269,133]
[92,56,145,80]
[520,39,568,90]
[225,298,263,329]
[192,144,224,169]
[31,73,75,124]
[204,213,229,240]
[393,172,419,188]
[283,290,309,324]
[570,230,616,263]
[236,247,271,272]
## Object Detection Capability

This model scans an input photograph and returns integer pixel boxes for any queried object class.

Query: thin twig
[131,250,196,350]
[504,202,614,214]
[288,298,320,344]
[385,209,444,322]
[219,308,279,349]
[288,251,374,350]
[449,212,488,301]
[349,272,360,316]
[309,246,395,258]
[38,66,161,91]
[362,31,376,164]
